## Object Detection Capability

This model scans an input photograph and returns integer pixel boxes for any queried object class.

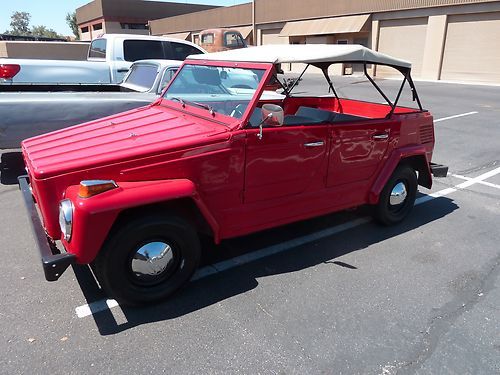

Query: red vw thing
[19,45,447,305]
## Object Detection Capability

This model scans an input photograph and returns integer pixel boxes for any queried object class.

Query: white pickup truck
[0,34,205,84]
[0,59,181,148]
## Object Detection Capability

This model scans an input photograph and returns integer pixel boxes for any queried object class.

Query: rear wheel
[374,165,417,225]
[93,214,200,305]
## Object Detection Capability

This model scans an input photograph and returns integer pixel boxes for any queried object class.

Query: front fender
[368,145,431,204]
[62,179,218,264]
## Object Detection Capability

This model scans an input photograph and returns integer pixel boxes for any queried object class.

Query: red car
[19,44,447,305]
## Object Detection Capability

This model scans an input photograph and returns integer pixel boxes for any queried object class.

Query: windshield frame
[159,59,274,129]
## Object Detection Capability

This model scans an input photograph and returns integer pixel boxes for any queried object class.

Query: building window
[81,26,89,33]
[201,33,214,44]
[120,23,148,30]
[93,23,102,31]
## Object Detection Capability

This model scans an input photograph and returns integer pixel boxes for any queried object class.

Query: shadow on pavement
[1,152,25,185]
[72,196,459,336]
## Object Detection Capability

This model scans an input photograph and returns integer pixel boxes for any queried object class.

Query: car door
[327,119,394,188]
[244,124,329,204]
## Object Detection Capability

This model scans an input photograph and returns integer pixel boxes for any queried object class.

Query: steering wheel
[230,104,246,118]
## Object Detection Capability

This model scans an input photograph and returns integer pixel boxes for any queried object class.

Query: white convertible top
[188,44,411,69]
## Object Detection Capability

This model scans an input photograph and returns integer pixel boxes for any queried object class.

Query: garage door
[441,12,500,83]
[377,17,427,77]
[261,29,288,45]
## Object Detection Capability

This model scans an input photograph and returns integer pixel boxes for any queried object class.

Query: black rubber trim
[430,163,449,178]
[18,175,75,281]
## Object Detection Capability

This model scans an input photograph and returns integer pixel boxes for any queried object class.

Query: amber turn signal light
[78,180,118,198]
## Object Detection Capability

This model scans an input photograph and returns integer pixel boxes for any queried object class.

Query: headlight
[59,199,74,242]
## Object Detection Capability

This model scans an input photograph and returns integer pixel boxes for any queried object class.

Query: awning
[280,14,371,37]
[235,26,254,39]
[164,32,191,41]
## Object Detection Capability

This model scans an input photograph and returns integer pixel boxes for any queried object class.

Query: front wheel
[373,165,417,225]
[93,214,201,305]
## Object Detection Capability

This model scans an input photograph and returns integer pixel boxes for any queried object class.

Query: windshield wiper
[170,97,186,107]
[170,97,215,116]
[191,101,215,115]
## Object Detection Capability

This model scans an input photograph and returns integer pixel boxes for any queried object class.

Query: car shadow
[0,152,25,185]
[72,195,459,335]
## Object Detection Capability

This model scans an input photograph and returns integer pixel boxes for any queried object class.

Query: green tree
[31,25,63,39]
[8,11,31,36]
[66,12,79,40]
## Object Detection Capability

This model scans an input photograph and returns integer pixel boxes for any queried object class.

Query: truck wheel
[93,214,200,305]
[374,165,417,225]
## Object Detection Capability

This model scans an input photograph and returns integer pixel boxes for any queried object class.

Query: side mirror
[220,70,228,80]
[257,104,284,140]
[262,104,284,126]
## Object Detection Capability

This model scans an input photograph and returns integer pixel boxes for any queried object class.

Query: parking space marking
[434,111,478,122]
[75,299,118,319]
[75,165,500,318]
[451,173,500,190]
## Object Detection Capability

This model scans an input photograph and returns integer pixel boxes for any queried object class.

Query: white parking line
[451,169,500,190]
[75,299,118,319]
[434,111,478,122]
[75,165,500,319]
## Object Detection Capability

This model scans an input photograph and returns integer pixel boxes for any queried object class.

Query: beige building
[149,0,500,83]
[76,0,218,41]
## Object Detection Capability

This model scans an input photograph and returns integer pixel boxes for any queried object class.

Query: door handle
[372,133,389,140]
[303,141,325,148]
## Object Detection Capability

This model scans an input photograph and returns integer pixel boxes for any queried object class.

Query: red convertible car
[19,44,447,305]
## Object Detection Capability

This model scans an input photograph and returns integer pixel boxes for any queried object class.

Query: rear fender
[368,145,431,204]
[63,179,219,264]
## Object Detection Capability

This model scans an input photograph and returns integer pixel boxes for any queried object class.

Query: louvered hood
[22,104,229,180]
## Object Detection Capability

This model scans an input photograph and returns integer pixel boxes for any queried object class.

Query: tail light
[0,64,21,79]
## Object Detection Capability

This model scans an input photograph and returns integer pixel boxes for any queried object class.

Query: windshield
[163,64,265,119]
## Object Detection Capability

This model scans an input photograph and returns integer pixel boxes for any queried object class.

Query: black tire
[374,165,417,226]
[93,214,200,305]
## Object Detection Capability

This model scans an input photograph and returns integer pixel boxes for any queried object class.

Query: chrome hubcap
[131,241,176,283]
[389,182,407,206]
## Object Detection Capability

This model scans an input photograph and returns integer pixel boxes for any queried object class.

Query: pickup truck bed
[0,91,153,148]
[0,59,181,148]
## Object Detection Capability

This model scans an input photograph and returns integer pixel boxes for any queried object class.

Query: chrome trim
[373,133,389,140]
[79,180,118,188]
[304,141,325,147]
[389,182,407,206]
[58,199,74,242]
[131,242,176,281]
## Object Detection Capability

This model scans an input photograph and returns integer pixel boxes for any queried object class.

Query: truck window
[169,42,203,60]
[123,40,165,62]
[224,32,245,48]
[201,33,214,44]
[89,39,107,59]
[125,64,158,91]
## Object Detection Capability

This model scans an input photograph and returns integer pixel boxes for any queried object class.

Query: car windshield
[163,64,265,119]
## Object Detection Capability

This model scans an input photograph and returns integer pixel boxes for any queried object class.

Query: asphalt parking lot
[0,75,499,374]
